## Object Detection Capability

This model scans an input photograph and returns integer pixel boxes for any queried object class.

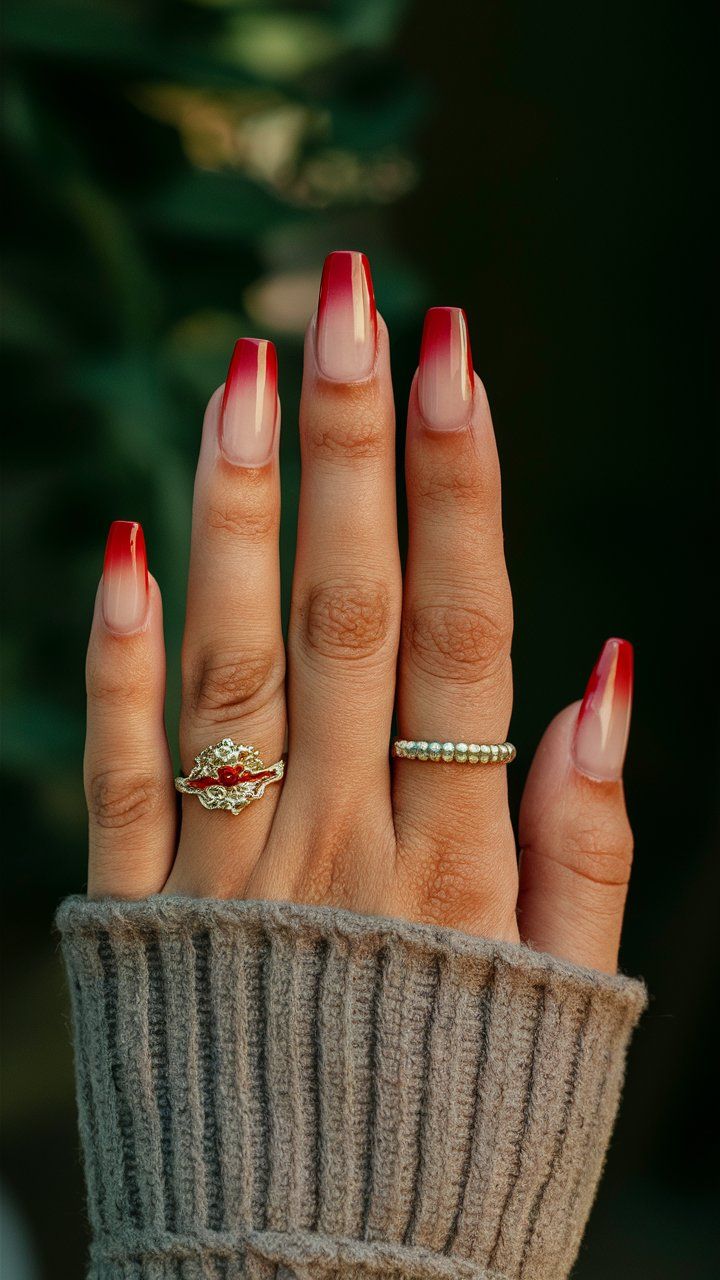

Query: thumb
[517,638,634,974]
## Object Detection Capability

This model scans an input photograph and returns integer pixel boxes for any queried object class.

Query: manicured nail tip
[315,250,377,382]
[102,520,149,634]
[573,637,634,781]
[103,520,147,576]
[220,338,278,467]
[418,306,474,431]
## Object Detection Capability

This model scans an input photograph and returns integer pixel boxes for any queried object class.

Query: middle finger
[272,252,401,902]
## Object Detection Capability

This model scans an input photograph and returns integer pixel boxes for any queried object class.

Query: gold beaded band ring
[175,738,284,815]
[393,739,516,764]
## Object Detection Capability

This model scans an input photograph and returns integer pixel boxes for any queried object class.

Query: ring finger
[168,339,286,896]
[394,308,518,937]
[252,252,401,909]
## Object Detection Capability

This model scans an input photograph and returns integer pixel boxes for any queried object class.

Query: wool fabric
[56,895,646,1279]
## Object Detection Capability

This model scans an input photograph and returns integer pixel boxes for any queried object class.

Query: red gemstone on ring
[185,763,279,792]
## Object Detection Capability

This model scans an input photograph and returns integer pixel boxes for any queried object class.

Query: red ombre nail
[573,638,634,781]
[315,250,377,381]
[102,521,148,635]
[220,338,279,467]
[418,307,474,431]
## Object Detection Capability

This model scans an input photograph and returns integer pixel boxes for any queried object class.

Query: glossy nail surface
[573,638,634,781]
[418,306,474,431]
[102,521,148,634]
[220,338,278,466]
[315,250,377,381]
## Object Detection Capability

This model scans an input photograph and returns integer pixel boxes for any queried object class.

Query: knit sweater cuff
[56,895,646,1280]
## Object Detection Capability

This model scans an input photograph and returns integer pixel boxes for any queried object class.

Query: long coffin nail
[315,250,377,382]
[573,637,634,781]
[418,306,474,431]
[102,520,149,635]
[220,338,279,466]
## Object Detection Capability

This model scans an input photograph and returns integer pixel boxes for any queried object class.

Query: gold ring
[175,738,284,814]
[393,739,516,764]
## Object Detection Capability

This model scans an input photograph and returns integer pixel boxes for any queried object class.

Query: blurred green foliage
[2,0,426,901]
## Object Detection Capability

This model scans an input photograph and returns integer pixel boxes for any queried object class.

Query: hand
[84,252,634,974]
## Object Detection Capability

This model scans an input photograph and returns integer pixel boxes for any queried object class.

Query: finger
[274,252,400,894]
[394,308,517,937]
[171,340,286,896]
[85,521,176,898]
[518,638,634,973]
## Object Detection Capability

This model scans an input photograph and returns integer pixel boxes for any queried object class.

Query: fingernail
[573,638,634,781]
[418,306,474,431]
[315,250,377,381]
[220,338,279,466]
[102,521,149,635]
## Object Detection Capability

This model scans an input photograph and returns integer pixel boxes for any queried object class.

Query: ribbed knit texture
[56,896,646,1280]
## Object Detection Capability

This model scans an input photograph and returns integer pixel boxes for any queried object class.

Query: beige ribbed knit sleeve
[56,896,646,1280]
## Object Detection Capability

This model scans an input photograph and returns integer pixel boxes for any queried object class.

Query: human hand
[85,251,634,974]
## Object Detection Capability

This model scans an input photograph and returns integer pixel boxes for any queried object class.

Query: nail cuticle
[417,403,473,435]
[103,611,151,639]
[571,760,623,785]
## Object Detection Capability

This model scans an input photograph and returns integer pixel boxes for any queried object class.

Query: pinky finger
[84,521,177,898]
[517,639,634,974]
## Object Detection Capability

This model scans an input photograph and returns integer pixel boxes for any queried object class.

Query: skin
[84,297,634,977]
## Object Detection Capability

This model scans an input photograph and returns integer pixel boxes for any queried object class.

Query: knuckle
[205,492,276,543]
[86,653,150,709]
[404,595,513,684]
[292,849,355,909]
[302,578,391,663]
[413,439,500,513]
[186,649,283,725]
[545,814,635,888]
[305,402,387,463]
[396,825,518,932]
[286,815,382,908]
[416,465,491,510]
[87,668,127,707]
[87,768,165,833]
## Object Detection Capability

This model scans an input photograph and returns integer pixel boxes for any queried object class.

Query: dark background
[1,1,717,1275]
